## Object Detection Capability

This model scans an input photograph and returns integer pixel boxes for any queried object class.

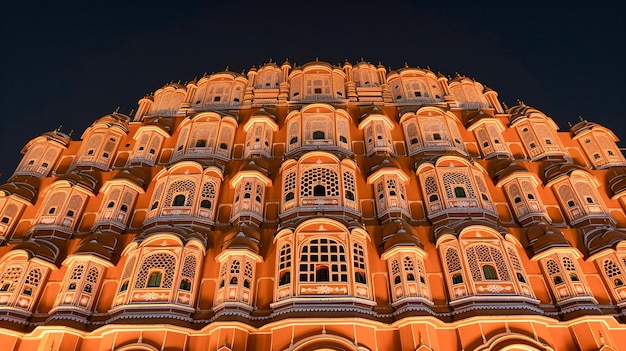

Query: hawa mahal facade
[0,59,625,350]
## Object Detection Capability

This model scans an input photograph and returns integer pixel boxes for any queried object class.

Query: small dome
[366,154,403,177]
[0,179,39,203]
[507,103,534,124]
[57,170,100,193]
[381,219,423,251]
[492,160,527,183]
[608,169,626,197]
[586,227,626,256]
[222,224,261,254]
[526,223,570,256]
[13,237,61,266]
[570,119,601,136]
[542,162,585,184]
[74,232,121,263]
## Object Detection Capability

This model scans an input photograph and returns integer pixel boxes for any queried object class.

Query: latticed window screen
[562,256,580,281]
[284,171,297,201]
[24,268,42,288]
[558,185,577,207]
[70,264,84,280]
[604,259,622,278]
[255,184,264,203]
[136,252,176,289]
[0,266,23,292]
[83,134,103,157]
[425,176,438,198]
[244,262,253,280]
[278,243,292,285]
[534,122,556,146]
[165,180,196,206]
[151,183,165,209]
[121,191,134,210]
[547,259,561,275]
[200,181,216,207]
[301,168,339,197]
[465,244,510,281]
[574,181,599,205]
[218,126,234,151]
[391,259,400,283]
[343,171,356,200]
[230,260,240,275]
[107,189,121,207]
[353,243,367,284]
[403,256,415,281]
[446,248,462,274]
[45,192,67,215]
[442,171,475,199]
[181,255,197,279]
[405,122,419,145]
[507,247,527,283]
[122,256,136,282]
[1,204,17,225]
[416,258,427,284]
[175,127,189,153]
[86,267,99,284]
[299,238,347,283]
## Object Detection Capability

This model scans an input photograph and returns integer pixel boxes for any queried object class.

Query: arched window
[147,271,163,287]
[179,278,192,291]
[172,194,186,206]
[313,184,325,196]
[482,265,498,280]
[454,186,466,198]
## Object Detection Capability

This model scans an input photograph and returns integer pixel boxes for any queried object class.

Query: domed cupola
[525,223,571,256]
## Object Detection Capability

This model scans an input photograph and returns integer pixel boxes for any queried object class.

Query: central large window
[299,238,348,283]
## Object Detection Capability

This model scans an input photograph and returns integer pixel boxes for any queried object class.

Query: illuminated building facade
[0,59,625,350]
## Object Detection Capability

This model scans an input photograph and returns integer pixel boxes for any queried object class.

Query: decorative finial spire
[129,109,135,117]
[55,124,62,132]
[502,102,509,110]
[517,99,524,106]
[225,66,229,71]
[404,61,409,68]
[598,331,606,344]
[114,106,120,113]
[579,115,585,122]
[68,130,74,137]
[568,121,573,127]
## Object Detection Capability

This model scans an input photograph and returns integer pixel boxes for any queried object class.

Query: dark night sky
[1,2,624,182]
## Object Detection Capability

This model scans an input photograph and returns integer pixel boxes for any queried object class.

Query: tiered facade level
[0,59,625,351]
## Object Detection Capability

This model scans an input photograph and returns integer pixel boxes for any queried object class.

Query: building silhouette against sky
[0,59,625,350]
